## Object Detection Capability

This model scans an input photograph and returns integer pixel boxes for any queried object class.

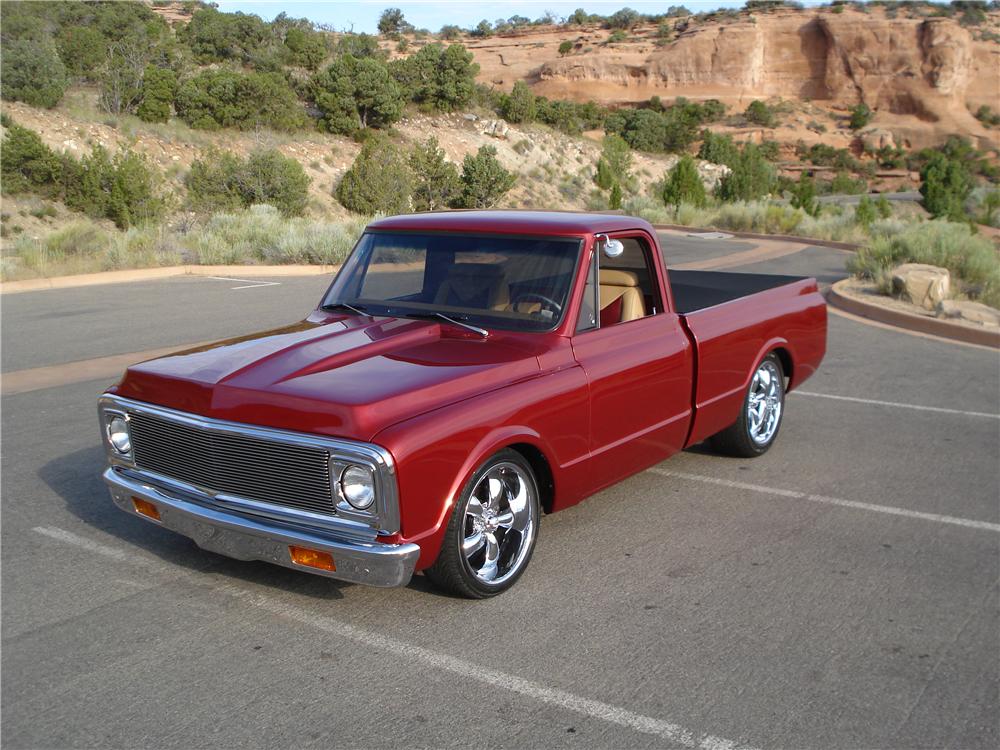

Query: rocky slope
[463,7,999,151]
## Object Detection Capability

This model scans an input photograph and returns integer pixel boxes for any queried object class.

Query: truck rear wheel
[425,449,540,599]
[710,353,785,458]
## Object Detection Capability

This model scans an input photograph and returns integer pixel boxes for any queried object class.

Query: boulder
[482,120,510,139]
[936,300,1000,328]
[891,263,950,310]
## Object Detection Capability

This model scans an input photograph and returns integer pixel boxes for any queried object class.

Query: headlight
[107,415,132,456]
[340,465,375,510]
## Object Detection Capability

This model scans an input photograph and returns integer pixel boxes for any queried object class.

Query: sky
[215,1,827,34]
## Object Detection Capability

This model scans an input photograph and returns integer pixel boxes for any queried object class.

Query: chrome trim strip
[98,394,401,535]
[104,468,419,587]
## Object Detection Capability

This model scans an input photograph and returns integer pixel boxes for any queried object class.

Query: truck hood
[113,313,544,442]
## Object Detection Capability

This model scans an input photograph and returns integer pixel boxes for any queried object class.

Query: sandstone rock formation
[892,263,951,310]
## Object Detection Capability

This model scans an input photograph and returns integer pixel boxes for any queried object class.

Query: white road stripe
[793,390,999,420]
[31,525,760,750]
[647,469,1000,533]
[206,276,280,290]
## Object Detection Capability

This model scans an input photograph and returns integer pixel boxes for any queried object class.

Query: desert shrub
[607,7,642,28]
[178,7,269,63]
[471,20,493,38]
[559,40,574,55]
[744,100,777,128]
[187,148,310,217]
[609,183,623,209]
[849,102,873,130]
[807,120,827,134]
[499,81,537,123]
[440,25,462,40]
[137,65,178,123]
[968,186,1000,227]
[312,55,405,135]
[607,29,629,43]
[605,106,698,153]
[789,172,819,216]
[1,39,68,108]
[876,194,892,219]
[334,33,385,59]
[378,8,409,36]
[409,137,461,211]
[849,220,1000,307]
[535,97,607,135]
[57,27,107,80]
[336,138,413,214]
[62,146,163,229]
[697,130,740,168]
[920,152,972,222]
[0,121,64,196]
[828,171,867,195]
[661,155,706,208]
[854,195,877,226]
[282,25,329,70]
[453,145,516,208]
[392,43,479,111]
[717,143,775,201]
[797,142,864,172]
[175,69,306,132]
[973,104,1000,128]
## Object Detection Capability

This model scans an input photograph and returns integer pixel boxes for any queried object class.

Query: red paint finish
[108,211,826,571]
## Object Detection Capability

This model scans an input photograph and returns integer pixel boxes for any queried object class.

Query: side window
[596,237,661,327]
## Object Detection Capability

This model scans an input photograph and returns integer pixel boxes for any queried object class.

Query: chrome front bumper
[103,467,421,587]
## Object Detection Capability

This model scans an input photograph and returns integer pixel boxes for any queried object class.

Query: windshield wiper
[321,301,371,317]
[397,311,488,338]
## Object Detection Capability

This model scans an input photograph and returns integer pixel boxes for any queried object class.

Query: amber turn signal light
[132,497,161,521]
[289,546,336,572]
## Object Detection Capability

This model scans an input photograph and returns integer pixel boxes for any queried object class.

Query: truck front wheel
[425,449,540,598]
[710,353,786,458]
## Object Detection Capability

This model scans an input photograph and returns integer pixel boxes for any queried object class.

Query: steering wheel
[510,292,562,316]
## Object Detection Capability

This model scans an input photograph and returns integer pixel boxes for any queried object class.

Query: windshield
[323,231,583,332]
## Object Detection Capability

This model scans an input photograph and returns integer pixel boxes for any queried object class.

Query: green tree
[594,134,633,190]
[1,39,68,108]
[849,102,873,130]
[920,153,972,222]
[336,137,413,214]
[661,155,706,207]
[175,69,306,131]
[313,55,405,134]
[186,150,244,213]
[409,137,461,211]
[789,172,819,216]
[100,37,151,115]
[717,143,775,202]
[334,33,385,59]
[854,195,876,227]
[559,40,574,55]
[178,7,269,63]
[499,81,537,123]
[609,182,623,209]
[471,20,493,37]
[744,100,777,128]
[378,8,407,36]
[440,25,462,40]
[569,8,590,25]
[453,145,516,208]
[697,130,739,168]
[57,27,107,80]
[137,65,178,124]
[392,43,479,111]
[607,7,641,28]
[283,26,328,70]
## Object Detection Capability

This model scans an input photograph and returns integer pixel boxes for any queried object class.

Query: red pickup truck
[99,211,826,597]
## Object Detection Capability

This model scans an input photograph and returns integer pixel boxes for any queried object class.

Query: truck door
[570,232,694,488]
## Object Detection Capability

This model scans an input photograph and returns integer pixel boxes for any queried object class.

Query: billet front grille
[129,411,335,515]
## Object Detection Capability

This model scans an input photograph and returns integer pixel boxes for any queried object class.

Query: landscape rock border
[827,279,1000,349]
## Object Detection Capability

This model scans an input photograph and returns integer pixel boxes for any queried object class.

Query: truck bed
[669,270,809,314]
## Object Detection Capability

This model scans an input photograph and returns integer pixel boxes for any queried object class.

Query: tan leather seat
[434,263,510,310]
[599,269,646,324]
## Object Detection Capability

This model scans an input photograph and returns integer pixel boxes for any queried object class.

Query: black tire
[709,353,786,458]
[425,449,541,599]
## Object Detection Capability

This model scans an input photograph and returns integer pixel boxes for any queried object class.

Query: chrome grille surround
[98,394,399,536]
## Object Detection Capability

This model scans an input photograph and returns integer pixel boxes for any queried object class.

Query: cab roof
[366,210,656,237]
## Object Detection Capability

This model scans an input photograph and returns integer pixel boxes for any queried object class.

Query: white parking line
[647,469,1000,533]
[793,390,1000,420]
[206,276,281,290]
[31,525,760,750]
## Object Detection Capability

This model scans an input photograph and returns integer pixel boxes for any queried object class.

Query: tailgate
[678,273,827,447]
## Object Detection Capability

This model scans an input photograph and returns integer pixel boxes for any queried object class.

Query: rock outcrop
[892,263,951,310]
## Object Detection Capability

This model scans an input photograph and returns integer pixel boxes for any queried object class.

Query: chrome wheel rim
[747,360,783,445]
[462,462,535,586]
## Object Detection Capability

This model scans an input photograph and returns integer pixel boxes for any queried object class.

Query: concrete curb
[652,224,860,252]
[826,279,1000,349]
[0,264,339,295]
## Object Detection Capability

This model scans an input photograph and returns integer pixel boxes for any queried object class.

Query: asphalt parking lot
[2,230,998,749]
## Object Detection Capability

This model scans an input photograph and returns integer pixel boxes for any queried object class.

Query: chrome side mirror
[600,237,624,259]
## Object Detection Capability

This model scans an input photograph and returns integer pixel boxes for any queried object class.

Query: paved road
[2,232,998,749]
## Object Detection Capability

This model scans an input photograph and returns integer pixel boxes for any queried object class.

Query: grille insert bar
[129,412,335,515]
